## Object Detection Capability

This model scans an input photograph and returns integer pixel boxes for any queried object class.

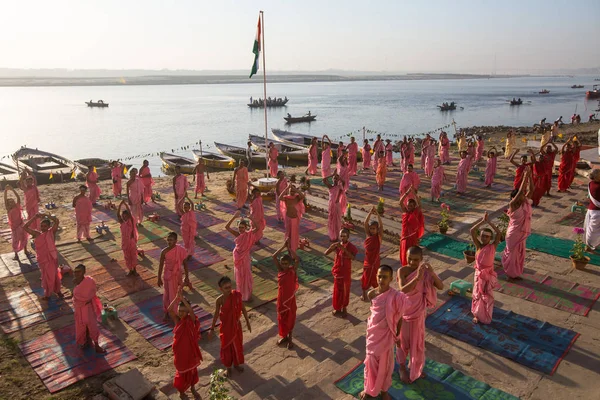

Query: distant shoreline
[0,73,530,87]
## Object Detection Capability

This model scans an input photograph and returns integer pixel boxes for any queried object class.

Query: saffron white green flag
[249,16,261,78]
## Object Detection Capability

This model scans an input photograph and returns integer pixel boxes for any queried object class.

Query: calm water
[1,76,598,175]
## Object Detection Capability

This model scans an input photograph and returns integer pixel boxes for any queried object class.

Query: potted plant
[496,210,509,242]
[438,203,450,234]
[570,227,590,270]
[299,176,311,192]
[343,203,354,229]
[463,243,476,263]
[377,197,385,215]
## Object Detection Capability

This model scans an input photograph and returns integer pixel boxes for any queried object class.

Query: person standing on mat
[385,139,394,167]
[232,160,249,210]
[557,137,576,193]
[325,228,358,318]
[542,142,558,195]
[321,135,333,178]
[192,159,209,199]
[399,187,424,267]
[430,158,446,202]
[372,134,384,173]
[86,167,101,204]
[324,172,346,242]
[177,195,197,261]
[470,213,501,324]
[347,136,359,176]
[248,186,266,243]
[73,264,105,353]
[173,165,190,216]
[275,171,288,222]
[126,168,144,226]
[484,148,499,188]
[138,160,154,204]
[158,232,190,319]
[110,161,124,198]
[273,240,299,350]
[396,246,443,383]
[362,139,372,170]
[376,151,387,192]
[267,142,279,178]
[4,184,30,260]
[585,169,600,251]
[281,184,305,258]
[509,150,533,190]
[117,200,139,276]
[73,185,93,243]
[362,207,382,301]
[305,137,318,176]
[502,169,533,279]
[226,211,259,302]
[455,151,470,194]
[439,131,450,165]
[399,164,420,198]
[20,172,40,230]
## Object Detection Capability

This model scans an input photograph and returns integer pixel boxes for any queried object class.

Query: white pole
[260,11,269,176]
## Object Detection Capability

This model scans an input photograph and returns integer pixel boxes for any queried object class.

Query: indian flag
[249,16,261,78]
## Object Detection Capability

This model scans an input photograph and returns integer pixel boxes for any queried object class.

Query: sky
[1,0,599,74]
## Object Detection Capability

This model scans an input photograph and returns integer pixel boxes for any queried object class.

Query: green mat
[253,249,333,283]
[309,177,327,187]
[335,358,518,400]
[113,221,173,245]
[419,233,471,260]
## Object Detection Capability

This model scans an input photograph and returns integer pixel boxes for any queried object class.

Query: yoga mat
[0,286,73,334]
[426,296,579,374]
[253,249,334,283]
[162,212,225,230]
[419,233,470,260]
[335,358,518,400]
[119,294,214,350]
[0,252,38,279]
[86,260,157,302]
[57,239,121,263]
[145,245,225,272]
[556,212,585,227]
[200,231,276,253]
[211,201,238,214]
[0,228,12,243]
[20,323,136,393]
[495,269,600,317]
[264,215,325,234]
[91,206,118,222]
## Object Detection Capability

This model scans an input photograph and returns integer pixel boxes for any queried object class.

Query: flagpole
[260,10,269,176]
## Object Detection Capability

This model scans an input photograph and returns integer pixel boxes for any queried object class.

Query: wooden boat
[509,99,523,106]
[586,85,600,100]
[437,102,457,111]
[271,129,362,160]
[76,158,132,181]
[571,85,584,89]
[248,134,308,162]
[12,146,85,184]
[284,114,317,123]
[539,90,550,94]
[0,161,20,184]
[247,98,289,108]
[160,152,196,175]
[213,142,266,166]
[86,100,109,107]
[191,150,235,170]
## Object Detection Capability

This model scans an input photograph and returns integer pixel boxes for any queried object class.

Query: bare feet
[13,253,19,260]
[223,368,232,378]
[127,270,136,276]
[95,343,106,353]
[341,308,348,318]
[332,310,342,317]
[179,391,189,399]
[41,296,49,301]
[359,390,368,400]
[234,365,244,373]
[190,386,200,399]
[277,336,288,345]
[381,392,392,400]
[361,291,368,302]
[163,312,170,322]
[87,237,93,242]
[399,367,410,383]
[287,340,294,350]
[472,317,479,324]
[56,292,64,299]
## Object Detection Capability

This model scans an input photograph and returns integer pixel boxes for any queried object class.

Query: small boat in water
[437,102,457,111]
[0,161,20,184]
[571,85,584,89]
[284,114,317,123]
[539,89,550,94]
[271,129,362,160]
[12,146,85,184]
[160,152,196,175]
[248,134,308,162]
[509,99,523,106]
[86,100,109,107]
[76,158,132,181]
[191,150,235,170]
[248,98,289,108]
[213,142,266,166]
[586,85,600,100]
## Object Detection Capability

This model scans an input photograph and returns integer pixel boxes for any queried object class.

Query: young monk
[110,161,123,198]
[178,195,197,260]
[396,246,443,383]
[362,139,372,170]
[470,212,501,324]
[138,160,154,203]
[457,133,467,153]
[557,138,575,193]
[86,167,101,204]
[173,165,190,215]
[430,158,446,202]
[209,276,252,377]
[385,139,394,166]
[455,151,470,194]
[325,228,358,318]
[423,138,435,177]
[502,169,533,279]
[439,131,450,165]
[347,136,359,176]
[158,232,191,318]
[420,135,431,170]
[337,152,350,190]
[399,164,421,196]
[273,240,299,349]
[268,142,279,178]
[321,135,332,178]
[281,185,305,258]
[399,187,424,267]
[20,173,40,230]
[192,159,209,199]
[407,138,416,166]
[510,150,533,190]
[24,213,63,300]
[324,172,346,242]
[168,288,202,398]
[117,200,139,276]
[275,171,288,222]
[248,186,266,242]
[226,212,260,302]
[543,142,559,195]
[232,160,249,209]
[362,207,382,301]
[127,168,144,225]
[530,149,547,207]
[306,137,318,176]
[376,151,387,191]
[73,264,105,353]
[475,135,485,162]
[372,135,384,173]
[4,185,29,259]
[72,185,93,242]
[484,147,499,188]
[337,141,346,160]
[360,265,406,400]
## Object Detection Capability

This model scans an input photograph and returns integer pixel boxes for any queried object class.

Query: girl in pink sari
[72,185,93,242]
[117,200,139,275]
[439,132,450,164]
[347,137,359,176]
[158,232,190,317]
[249,187,266,242]
[233,160,249,209]
[372,135,384,173]
[424,139,436,177]
[362,139,372,170]
[470,212,502,324]
[139,160,154,203]
[430,159,446,202]
[385,139,394,166]
[305,137,319,176]
[321,135,332,178]
[4,185,29,259]
[21,174,40,230]
[111,161,123,197]
[337,153,350,191]
[275,171,288,222]
[192,159,209,198]
[475,135,485,162]
[127,168,144,225]
[86,169,101,204]
[226,212,260,301]
[178,196,197,259]
[484,148,498,187]
[268,143,279,178]
[324,173,347,242]
[407,139,415,165]
[502,169,533,279]
[173,166,190,215]
[455,151,469,194]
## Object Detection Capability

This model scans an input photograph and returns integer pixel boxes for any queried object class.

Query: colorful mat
[57,239,121,262]
[335,358,518,400]
[210,201,239,214]
[426,296,579,374]
[200,231,276,253]
[20,323,136,393]
[253,249,334,283]
[119,294,213,350]
[0,286,73,334]
[264,215,325,234]
[145,245,225,272]
[495,269,600,317]
[555,211,585,227]
[86,260,157,302]
[420,233,470,260]
[0,228,12,243]
[348,236,393,262]
[162,212,225,230]
[0,252,38,279]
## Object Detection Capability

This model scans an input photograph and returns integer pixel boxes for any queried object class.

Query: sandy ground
[0,121,599,400]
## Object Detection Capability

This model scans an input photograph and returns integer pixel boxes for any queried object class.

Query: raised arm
[225,211,241,237]
[485,213,503,246]
[363,208,374,233]
[241,303,251,332]
[399,189,410,213]
[509,150,520,168]
[470,216,486,249]
[272,239,289,272]
[412,187,422,209]
[399,266,424,293]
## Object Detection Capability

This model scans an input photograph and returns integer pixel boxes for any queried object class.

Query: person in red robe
[73,264,105,353]
[273,240,299,349]
[542,142,558,195]
[210,276,252,377]
[509,150,533,189]
[362,207,382,301]
[558,139,575,192]
[325,228,358,318]
[138,160,155,204]
[399,187,424,266]
[20,173,40,230]
[168,288,202,398]
[529,149,546,207]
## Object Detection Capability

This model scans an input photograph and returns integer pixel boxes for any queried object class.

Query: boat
[586,85,600,100]
[213,142,266,166]
[571,85,584,89]
[159,152,196,175]
[76,158,132,181]
[0,161,20,184]
[539,90,550,94]
[248,134,308,162]
[191,150,235,170]
[247,98,289,108]
[271,129,362,161]
[12,146,85,184]
[509,99,523,106]
[86,100,109,108]
[284,114,317,123]
[437,102,457,111]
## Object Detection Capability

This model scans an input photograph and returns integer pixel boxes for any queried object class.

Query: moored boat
[271,129,362,160]
[248,134,308,162]
[160,152,196,175]
[12,146,85,184]
[191,150,236,170]
[213,142,266,166]
[284,114,317,123]
[86,100,109,107]
[586,85,600,99]
[76,158,132,181]
[0,161,20,184]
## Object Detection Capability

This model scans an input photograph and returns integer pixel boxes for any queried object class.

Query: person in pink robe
[385,139,394,166]
[502,169,533,279]
[324,173,346,242]
[24,213,63,300]
[439,131,450,165]
[73,264,105,353]
[249,187,266,242]
[139,160,154,203]
[455,151,470,194]
[73,185,93,242]
[126,168,144,225]
[173,166,190,216]
[372,135,384,173]
[424,139,436,177]
[178,196,197,259]
[192,159,209,199]
[362,139,372,170]
[420,136,432,170]
[4,185,29,259]
[399,164,421,197]
[396,246,443,383]
[275,171,288,222]
[361,265,406,399]
[400,139,409,172]
[321,136,333,178]
[110,161,123,198]
[226,212,260,302]
[117,200,139,275]
[484,148,499,187]
[20,173,40,230]
[407,139,416,166]
[470,213,501,324]
[86,169,101,204]
[475,135,485,162]
[281,185,305,258]
[158,232,190,317]
[232,160,249,209]
[347,137,359,176]
[430,159,446,202]
[337,153,350,190]
[268,143,279,178]
[305,137,319,176]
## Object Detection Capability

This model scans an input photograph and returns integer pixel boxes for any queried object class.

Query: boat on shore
[160,152,196,175]
[539,89,550,94]
[76,158,132,181]
[271,129,362,160]
[586,85,600,100]
[284,114,317,123]
[248,98,289,108]
[12,146,85,184]
[248,134,309,162]
[191,150,235,170]
[0,161,20,184]
[86,100,109,108]
[437,102,457,111]
[213,142,266,166]
[571,85,584,89]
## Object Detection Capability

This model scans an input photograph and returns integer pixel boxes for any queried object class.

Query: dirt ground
[0,121,599,400]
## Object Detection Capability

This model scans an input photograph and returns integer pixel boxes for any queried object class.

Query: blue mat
[426,296,579,375]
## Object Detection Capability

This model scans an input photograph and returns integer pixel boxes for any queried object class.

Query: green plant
[377,197,384,214]
[438,203,450,230]
[497,211,510,237]
[344,203,352,221]
[209,369,235,400]
[465,243,476,254]
[571,227,587,261]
